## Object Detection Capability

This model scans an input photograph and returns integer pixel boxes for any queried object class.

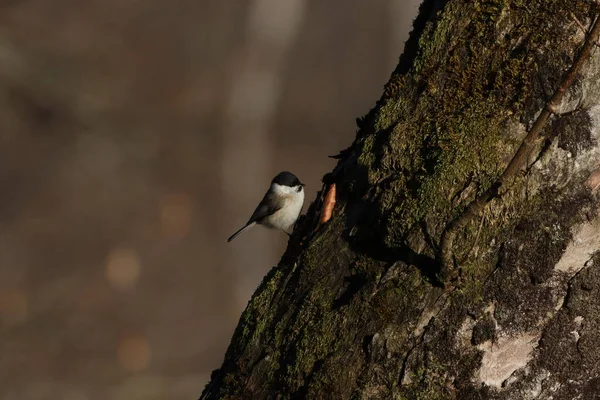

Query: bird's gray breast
[262,190,304,231]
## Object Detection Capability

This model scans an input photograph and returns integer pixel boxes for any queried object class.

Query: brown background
[0,1,419,399]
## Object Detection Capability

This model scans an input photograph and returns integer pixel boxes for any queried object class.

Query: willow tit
[227,171,305,242]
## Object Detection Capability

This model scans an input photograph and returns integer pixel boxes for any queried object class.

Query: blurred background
[0,1,420,399]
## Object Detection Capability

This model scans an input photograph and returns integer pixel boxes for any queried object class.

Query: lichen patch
[554,216,600,274]
[477,333,539,388]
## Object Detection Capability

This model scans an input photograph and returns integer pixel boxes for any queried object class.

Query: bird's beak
[300,183,306,187]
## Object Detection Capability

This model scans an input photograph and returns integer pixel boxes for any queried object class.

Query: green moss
[403,361,453,400]
[349,0,590,257]
[241,268,284,342]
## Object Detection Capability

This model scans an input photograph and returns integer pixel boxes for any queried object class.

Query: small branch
[571,12,600,47]
[438,12,600,283]
[459,212,485,263]
[571,12,588,33]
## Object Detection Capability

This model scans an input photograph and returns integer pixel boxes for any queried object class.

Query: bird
[227,171,305,242]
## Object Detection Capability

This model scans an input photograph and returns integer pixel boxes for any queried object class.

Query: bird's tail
[227,222,256,242]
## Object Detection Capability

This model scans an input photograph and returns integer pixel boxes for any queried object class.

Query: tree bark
[201,1,600,399]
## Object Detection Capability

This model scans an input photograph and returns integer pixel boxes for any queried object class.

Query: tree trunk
[201,1,600,399]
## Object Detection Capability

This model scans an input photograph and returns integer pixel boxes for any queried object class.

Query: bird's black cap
[272,171,304,187]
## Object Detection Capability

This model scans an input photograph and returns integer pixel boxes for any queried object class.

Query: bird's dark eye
[296,186,302,192]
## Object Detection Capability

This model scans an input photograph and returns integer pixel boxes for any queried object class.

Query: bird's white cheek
[272,183,302,195]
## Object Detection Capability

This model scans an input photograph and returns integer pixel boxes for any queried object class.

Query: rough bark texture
[201,1,600,399]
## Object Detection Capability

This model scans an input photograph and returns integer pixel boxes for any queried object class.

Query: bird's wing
[247,191,284,224]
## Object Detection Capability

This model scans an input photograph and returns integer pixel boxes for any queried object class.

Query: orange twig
[320,183,336,224]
